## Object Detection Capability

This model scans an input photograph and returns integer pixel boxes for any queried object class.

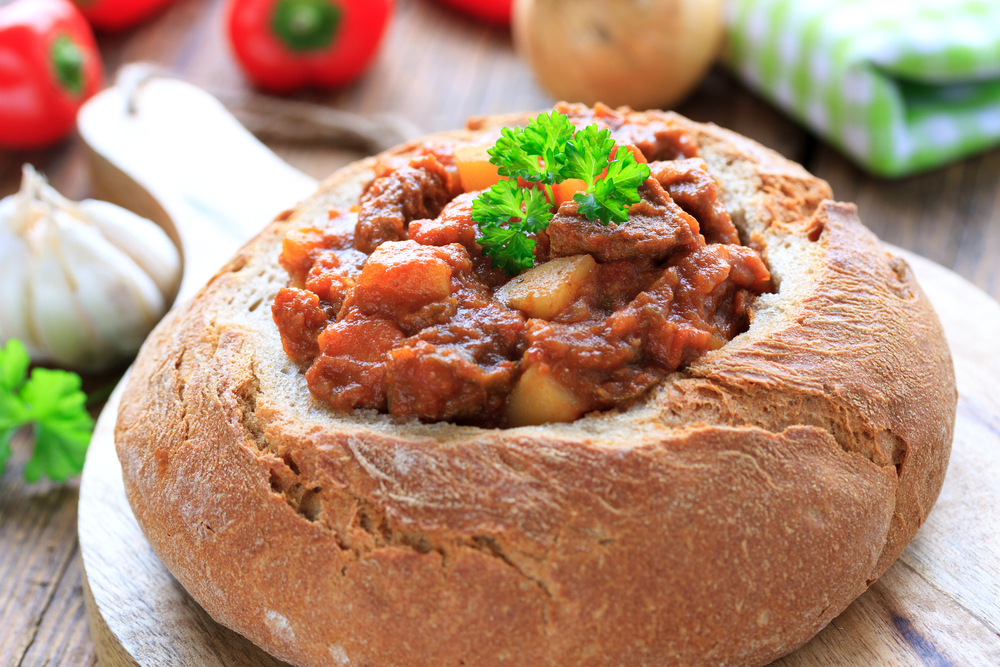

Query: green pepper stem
[51,35,84,96]
[271,0,342,53]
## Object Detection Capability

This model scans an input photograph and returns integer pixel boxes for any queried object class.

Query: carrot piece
[614,144,648,164]
[552,179,587,207]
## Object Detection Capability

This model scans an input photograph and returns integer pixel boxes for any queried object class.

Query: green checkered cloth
[726,0,1000,177]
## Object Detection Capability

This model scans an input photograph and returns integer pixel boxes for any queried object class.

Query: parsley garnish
[471,179,552,274]
[471,110,651,275]
[574,147,650,225]
[0,339,94,482]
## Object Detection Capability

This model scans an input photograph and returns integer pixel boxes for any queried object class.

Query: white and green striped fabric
[726,0,1000,177]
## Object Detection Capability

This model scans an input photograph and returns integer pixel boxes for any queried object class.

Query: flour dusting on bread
[116,107,955,667]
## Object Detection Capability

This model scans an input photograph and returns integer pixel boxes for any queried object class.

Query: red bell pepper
[70,0,181,32]
[227,0,393,93]
[435,0,512,25]
[0,0,103,150]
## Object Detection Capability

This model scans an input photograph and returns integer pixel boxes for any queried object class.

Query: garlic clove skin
[48,211,166,368]
[0,164,183,372]
[1,165,44,237]
[78,199,181,301]
[27,220,95,369]
[0,228,47,360]
[0,189,18,231]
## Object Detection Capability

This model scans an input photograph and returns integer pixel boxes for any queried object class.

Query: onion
[513,0,724,110]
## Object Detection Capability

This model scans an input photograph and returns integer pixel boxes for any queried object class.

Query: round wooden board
[78,248,1000,667]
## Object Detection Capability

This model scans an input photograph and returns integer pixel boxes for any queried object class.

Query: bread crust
[115,110,956,667]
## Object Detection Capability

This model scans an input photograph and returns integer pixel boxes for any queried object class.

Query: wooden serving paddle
[76,76,1000,667]
[76,67,318,304]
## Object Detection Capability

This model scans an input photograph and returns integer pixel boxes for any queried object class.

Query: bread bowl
[115,103,956,667]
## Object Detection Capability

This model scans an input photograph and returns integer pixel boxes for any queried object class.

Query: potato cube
[455,143,502,193]
[507,364,588,427]
[495,254,596,320]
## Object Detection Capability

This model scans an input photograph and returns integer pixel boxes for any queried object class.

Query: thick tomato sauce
[273,104,771,427]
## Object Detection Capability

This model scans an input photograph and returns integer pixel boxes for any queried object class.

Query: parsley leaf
[519,185,556,233]
[489,111,575,185]
[0,340,30,473]
[574,149,651,225]
[489,126,541,182]
[564,124,615,186]
[0,337,29,393]
[471,177,521,225]
[22,369,93,482]
[471,179,552,274]
[471,178,552,230]
[518,110,575,184]
[473,110,652,275]
[478,225,537,275]
[0,339,94,482]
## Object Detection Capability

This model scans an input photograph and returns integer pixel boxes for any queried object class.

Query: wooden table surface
[2,0,999,665]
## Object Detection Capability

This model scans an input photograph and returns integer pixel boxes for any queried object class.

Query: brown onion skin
[513,0,724,110]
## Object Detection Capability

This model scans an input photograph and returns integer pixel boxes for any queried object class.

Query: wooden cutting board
[76,78,1000,667]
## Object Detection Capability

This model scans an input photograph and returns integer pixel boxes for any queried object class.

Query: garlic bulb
[0,165,181,372]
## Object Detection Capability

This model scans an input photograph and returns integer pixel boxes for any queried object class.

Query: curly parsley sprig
[471,110,651,275]
[471,179,552,274]
[0,339,94,482]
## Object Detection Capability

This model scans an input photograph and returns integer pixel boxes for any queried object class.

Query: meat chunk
[272,288,330,364]
[409,192,510,288]
[353,242,457,314]
[517,318,662,418]
[556,101,700,162]
[304,249,365,316]
[279,214,355,287]
[631,244,770,364]
[355,155,452,254]
[343,240,473,334]
[408,192,480,252]
[386,287,526,423]
[305,317,406,410]
[385,341,516,423]
[651,158,740,245]
[547,178,699,262]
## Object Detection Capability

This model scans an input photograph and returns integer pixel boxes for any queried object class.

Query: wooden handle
[76,73,321,666]
[77,71,318,303]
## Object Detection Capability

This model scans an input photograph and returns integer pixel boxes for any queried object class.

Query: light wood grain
[82,575,139,667]
[0,444,84,667]
[21,547,99,667]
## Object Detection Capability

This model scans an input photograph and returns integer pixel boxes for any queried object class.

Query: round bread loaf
[115,108,956,667]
